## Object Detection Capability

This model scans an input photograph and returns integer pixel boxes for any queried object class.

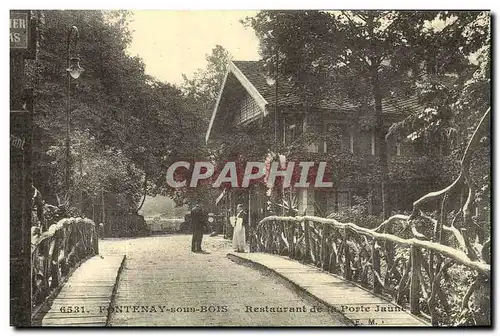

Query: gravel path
[100,234,346,326]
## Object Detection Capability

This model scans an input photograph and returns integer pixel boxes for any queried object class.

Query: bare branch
[410,108,490,217]
[410,173,463,219]
[443,225,468,252]
[461,107,490,166]
[461,278,480,311]
[341,11,358,28]
[372,214,409,232]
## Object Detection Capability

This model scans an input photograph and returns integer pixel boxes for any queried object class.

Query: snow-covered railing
[251,214,489,326]
[31,217,99,313]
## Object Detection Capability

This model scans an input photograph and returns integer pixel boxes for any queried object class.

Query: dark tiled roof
[231,60,423,115]
[232,60,304,108]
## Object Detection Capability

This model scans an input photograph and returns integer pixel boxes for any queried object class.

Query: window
[401,142,414,156]
[283,115,304,146]
[326,193,336,213]
[396,142,401,156]
[388,137,403,157]
[338,191,350,211]
[324,123,351,154]
[412,139,426,156]
[371,132,376,155]
[315,190,336,215]
[314,190,328,215]
[285,124,296,146]
[356,130,374,156]
[315,190,352,214]
[307,143,319,153]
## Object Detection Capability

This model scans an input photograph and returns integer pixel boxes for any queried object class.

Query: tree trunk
[371,63,394,271]
[371,65,389,219]
[136,173,148,212]
[473,276,491,325]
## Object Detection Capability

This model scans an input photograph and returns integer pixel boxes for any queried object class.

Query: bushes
[323,195,385,230]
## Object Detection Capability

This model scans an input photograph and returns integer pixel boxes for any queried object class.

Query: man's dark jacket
[191,206,205,232]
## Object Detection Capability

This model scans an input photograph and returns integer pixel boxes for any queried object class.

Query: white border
[2,2,498,335]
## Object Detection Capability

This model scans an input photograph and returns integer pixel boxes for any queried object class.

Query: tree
[27,10,207,222]
[395,12,491,254]
[28,10,145,207]
[246,11,427,219]
[244,10,489,220]
[181,45,232,123]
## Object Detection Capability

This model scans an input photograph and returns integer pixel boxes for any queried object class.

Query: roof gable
[206,60,424,143]
[206,61,269,143]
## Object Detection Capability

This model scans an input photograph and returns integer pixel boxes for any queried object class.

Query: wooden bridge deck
[100,235,346,326]
[38,235,430,327]
[41,254,125,327]
[229,252,429,326]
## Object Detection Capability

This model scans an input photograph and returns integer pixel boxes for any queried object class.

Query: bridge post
[343,228,352,281]
[278,220,285,255]
[93,226,99,255]
[303,219,311,263]
[50,235,61,289]
[249,226,256,253]
[409,245,421,315]
[474,275,490,325]
[372,239,382,294]
[271,220,276,253]
[286,220,292,258]
[321,224,329,271]
[266,221,270,252]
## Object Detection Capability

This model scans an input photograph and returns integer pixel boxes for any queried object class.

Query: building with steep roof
[207,60,444,225]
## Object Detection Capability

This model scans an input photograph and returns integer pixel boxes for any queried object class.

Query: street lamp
[66,57,84,79]
[65,26,84,207]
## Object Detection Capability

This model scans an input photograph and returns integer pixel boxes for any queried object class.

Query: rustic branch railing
[31,217,99,310]
[250,215,490,326]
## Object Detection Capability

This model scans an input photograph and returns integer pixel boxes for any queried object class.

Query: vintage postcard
[10,9,491,327]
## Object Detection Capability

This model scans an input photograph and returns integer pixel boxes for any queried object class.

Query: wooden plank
[43,313,107,320]
[49,299,110,304]
[43,317,106,326]
[56,285,116,292]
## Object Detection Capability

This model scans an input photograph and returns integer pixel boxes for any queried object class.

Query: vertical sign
[10,12,29,49]
[10,9,34,327]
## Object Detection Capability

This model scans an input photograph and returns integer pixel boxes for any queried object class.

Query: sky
[126,10,261,85]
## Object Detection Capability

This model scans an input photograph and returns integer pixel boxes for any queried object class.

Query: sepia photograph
[9,8,491,327]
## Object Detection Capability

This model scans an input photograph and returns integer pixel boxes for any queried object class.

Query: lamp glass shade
[66,57,84,79]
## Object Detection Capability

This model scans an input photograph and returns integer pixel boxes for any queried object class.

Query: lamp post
[65,26,84,208]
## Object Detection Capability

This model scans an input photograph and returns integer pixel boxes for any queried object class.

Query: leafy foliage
[182,45,232,123]
[243,10,490,219]
[28,10,207,220]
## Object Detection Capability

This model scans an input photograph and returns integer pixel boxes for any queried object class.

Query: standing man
[190,201,206,252]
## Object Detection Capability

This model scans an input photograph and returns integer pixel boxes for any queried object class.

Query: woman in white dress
[231,204,247,252]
